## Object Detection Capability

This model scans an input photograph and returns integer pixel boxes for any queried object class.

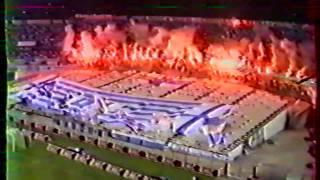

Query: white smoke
[148,26,170,48]
[62,24,75,56]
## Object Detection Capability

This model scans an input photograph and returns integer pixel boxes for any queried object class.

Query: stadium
[7,14,316,179]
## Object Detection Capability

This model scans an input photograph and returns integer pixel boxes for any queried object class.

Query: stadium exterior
[8,73,289,178]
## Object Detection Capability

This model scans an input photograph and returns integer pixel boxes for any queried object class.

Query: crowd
[61,20,315,80]
[5,18,316,80]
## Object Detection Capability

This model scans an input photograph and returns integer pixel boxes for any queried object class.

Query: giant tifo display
[7,15,316,179]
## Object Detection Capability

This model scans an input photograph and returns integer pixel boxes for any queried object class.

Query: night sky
[5,0,319,23]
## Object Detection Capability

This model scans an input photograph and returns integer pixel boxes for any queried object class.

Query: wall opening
[88,127,93,135]
[64,121,68,128]
[139,151,146,157]
[86,159,91,165]
[194,165,200,172]
[71,122,76,130]
[157,156,163,162]
[79,135,85,142]
[30,122,35,129]
[54,119,60,126]
[57,148,62,155]
[107,142,114,148]
[212,169,219,177]
[66,132,71,138]
[102,163,108,170]
[44,136,49,142]
[173,160,182,167]
[122,147,129,153]
[31,132,36,139]
[119,169,126,176]
[53,128,59,134]
[71,153,76,160]
[94,139,99,146]
[80,123,85,132]
[98,129,103,137]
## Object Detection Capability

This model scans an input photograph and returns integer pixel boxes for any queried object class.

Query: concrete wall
[263,109,287,140]
[13,111,229,178]
[11,107,262,178]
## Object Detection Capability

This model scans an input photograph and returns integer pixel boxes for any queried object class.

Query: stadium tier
[9,70,289,162]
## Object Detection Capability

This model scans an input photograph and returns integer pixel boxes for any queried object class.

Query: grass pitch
[7,136,214,180]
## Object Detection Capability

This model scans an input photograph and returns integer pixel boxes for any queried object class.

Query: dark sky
[5,0,319,23]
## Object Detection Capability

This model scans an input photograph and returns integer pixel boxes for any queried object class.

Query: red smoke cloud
[62,23,315,80]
